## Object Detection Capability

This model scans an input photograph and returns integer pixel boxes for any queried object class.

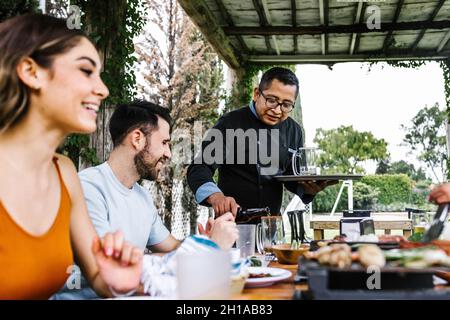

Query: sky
[295,62,447,178]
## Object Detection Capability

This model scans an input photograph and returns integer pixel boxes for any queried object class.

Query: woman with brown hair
[0,13,142,299]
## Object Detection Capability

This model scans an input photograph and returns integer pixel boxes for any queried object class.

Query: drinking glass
[292,147,318,175]
[412,212,429,234]
[236,224,256,259]
[256,216,285,259]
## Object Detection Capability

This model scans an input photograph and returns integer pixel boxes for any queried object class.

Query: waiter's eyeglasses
[258,89,295,113]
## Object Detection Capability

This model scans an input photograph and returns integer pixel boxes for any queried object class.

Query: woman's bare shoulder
[53,153,81,192]
[53,153,77,170]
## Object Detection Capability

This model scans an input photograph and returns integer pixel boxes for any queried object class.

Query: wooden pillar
[444,59,450,178]
[313,229,324,240]
[226,67,248,110]
[403,229,412,238]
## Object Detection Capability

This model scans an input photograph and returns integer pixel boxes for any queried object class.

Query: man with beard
[53,100,238,299]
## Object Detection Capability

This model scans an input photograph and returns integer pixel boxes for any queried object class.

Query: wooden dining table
[233,261,305,300]
[233,259,450,300]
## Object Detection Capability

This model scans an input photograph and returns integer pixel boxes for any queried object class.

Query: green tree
[312,182,380,213]
[362,174,412,205]
[390,160,428,181]
[353,182,380,210]
[376,159,428,182]
[375,159,390,174]
[0,0,38,22]
[313,125,389,174]
[135,0,223,231]
[401,103,448,182]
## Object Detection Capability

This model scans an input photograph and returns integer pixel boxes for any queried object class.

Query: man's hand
[199,212,238,250]
[428,183,450,204]
[300,180,338,195]
[206,192,239,218]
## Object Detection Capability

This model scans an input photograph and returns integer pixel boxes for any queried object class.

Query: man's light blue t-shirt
[52,162,170,300]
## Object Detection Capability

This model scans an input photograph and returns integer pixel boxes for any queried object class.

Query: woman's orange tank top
[0,157,74,299]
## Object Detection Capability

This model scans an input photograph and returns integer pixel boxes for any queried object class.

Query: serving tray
[273,174,363,182]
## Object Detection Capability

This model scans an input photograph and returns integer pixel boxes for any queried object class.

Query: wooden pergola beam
[437,29,450,53]
[349,2,366,55]
[247,49,450,64]
[177,0,243,70]
[223,20,450,35]
[352,3,367,56]
[252,0,274,54]
[261,0,280,55]
[319,0,329,55]
[213,0,249,52]
[291,0,297,54]
[383,0,405,52]
[324,0,329,55]
[411,0,445,50]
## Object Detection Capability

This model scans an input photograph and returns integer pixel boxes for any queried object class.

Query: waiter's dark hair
[259,67,299,97]
[109,100,172,148]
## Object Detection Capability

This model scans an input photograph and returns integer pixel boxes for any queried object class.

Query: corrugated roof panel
[417,30,450,49]
[275,35,296,53]
[297,0,321,26]
[245,36,272,51]
[398,1,439,22]
[297,34,322,54]
[328,1,357,26]
[328,33,352,53]
[358,32,389,52]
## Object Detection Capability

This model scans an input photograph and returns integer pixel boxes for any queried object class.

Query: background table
[310,213,413,240]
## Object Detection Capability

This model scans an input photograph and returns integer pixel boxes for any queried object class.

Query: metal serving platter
[299,256,450,274]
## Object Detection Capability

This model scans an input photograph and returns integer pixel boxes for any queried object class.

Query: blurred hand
[197,219,212,237]
[199,212,238,250]
[428,183,450,204]
[207,192,239,218]
[300,180,338,195]
[92,230,142,294]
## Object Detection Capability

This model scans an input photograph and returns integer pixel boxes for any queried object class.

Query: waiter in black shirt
[187,67,334,220]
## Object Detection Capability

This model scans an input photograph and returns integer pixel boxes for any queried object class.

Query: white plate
[245,267,292,288]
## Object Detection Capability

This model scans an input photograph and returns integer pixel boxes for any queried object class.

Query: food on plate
[356,234,379,243]
[308,236,450,270]
[400,240,450,254]
[317,240,331,247]
[385,247,450,268]
[330,234,406,244]
[358,244,386,268]
[378,235,406,243]
[248,256,262,267]
[249,272,273,278]
[407,232,424,242]
[307,244,352,269]
[307,243,385,269]
[332,235,347,242]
